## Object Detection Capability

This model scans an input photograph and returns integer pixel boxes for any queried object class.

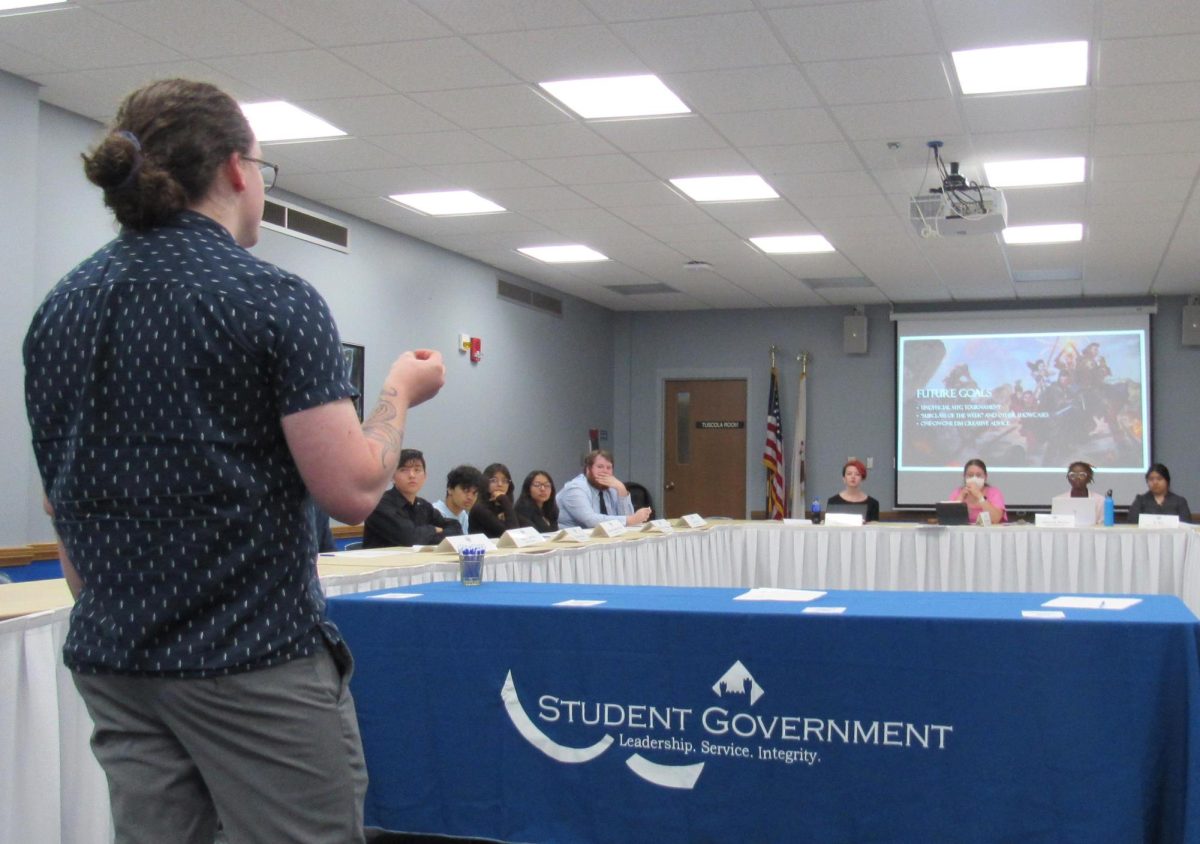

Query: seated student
[471,462,519,538]
[363,449,462,548]
[433,465,484,535]
[1128,463,1192,524]
[516,470,559,533]
[947,458,1007,524]
[826,459,880,522]
[1052,460,1105,524]
[557,449,651,529]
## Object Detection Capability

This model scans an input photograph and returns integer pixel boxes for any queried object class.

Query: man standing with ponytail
[23,79,444,843]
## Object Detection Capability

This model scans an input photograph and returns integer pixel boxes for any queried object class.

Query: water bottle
[1104,490,1115,527]
[811,499,822,525]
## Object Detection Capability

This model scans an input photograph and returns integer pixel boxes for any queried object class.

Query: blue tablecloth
[327,582,1200,843]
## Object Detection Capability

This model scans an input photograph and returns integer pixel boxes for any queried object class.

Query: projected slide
[899,331,1148,472]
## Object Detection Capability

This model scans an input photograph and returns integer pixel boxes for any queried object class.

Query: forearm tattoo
[362,388,404,469]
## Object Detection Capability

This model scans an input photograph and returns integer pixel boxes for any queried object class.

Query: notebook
[935,501,970,525]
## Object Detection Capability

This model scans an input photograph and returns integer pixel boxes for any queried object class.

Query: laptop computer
[1051,496,1097,526]
[825,501,869,519]
[935,501,971,525]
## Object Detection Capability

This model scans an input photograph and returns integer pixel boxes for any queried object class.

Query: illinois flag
[763,367,786,519]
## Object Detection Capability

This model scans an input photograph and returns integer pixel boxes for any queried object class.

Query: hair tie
[113,129,143,191]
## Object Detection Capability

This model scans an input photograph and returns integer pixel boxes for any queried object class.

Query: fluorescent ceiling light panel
[984,157,1085,188]
[388,190,505,216]
[538,74,689,119]
[952,41,1088,95]
[518,245,609,263]
[1002,223,1083,245]
[670,175,778,202]
[0,0,66,9]
[240,101,346,142]
[750,234,836,254]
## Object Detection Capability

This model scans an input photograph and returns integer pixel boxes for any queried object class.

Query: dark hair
[446,465,484,493]
[963,458,988,483]
[398,449,425,471]
[1146,463,1171,486]
[584,449,614,470]
[1067,460,1094,484]
[843,459,867,481]
[484,463,513,491]
[518,470,559,521]
[82,79,254,230]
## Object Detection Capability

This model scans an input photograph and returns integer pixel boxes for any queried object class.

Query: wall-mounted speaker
[843,314,868,355]
[1183,305,1200,347]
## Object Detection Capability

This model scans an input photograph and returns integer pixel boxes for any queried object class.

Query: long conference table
[5,520,1200,842]
[329,580,1200,843]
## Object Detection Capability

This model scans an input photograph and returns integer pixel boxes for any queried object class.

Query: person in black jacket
[516,470,559,533]
[1128,463,1191,524]
[470,462,519,538]
[363,449,462,548]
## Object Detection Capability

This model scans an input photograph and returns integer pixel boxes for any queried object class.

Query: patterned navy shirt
[24,211,356,677]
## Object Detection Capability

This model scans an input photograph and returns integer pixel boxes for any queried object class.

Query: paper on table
[337,548,406,558]
[1022,610,1066,619]
[782,518,813,526]
[802,606,846,615]
[1042,596,1142,610]
[734,587,826,602]
[369,592,423,600]
[554,599,606,607]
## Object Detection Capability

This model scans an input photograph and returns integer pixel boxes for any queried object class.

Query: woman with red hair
[827,459,880,522]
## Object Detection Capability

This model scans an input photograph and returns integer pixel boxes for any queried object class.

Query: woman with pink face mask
[948,458,1007,524]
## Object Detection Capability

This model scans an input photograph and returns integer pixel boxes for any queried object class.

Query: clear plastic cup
[458,547,483,586]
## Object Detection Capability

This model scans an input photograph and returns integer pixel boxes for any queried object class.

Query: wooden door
[663,379,748,518]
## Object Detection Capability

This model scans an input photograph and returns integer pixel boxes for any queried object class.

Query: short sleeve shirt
[24,211,356,677]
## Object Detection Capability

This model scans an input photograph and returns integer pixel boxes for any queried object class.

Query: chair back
[625,482,655,519]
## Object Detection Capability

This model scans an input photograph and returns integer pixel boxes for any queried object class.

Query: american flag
[763,367,786,520]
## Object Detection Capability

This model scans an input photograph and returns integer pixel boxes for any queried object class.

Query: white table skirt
[5,523,1198,844]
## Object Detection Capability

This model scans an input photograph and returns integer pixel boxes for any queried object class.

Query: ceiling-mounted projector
[909,141,1007,238]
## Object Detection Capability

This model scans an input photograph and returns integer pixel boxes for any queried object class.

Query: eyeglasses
[489,477,509,486]
[243,155,278,192]
[530,482,552,490]
[1067,472,1089,479]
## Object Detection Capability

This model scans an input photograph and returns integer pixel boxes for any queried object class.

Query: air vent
[261,198,349,252]
[497,278,562,316]
[605,283,677,296]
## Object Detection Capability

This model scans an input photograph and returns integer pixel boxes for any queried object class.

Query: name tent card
[1139,514,1182,529]
[592,519,627,538]
[498,527,544,548]
[675,513,708,529]
[783,518,813,526]
[1035,513,1076,528]
[824,512,864,527]
[436,534,496,553]
[551,527,592,544]
[642,519,675,534]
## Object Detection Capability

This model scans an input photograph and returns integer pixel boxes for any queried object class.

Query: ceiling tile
[586,0,757,22]
[663,65,820,113]
[1090,152,1200,182]
[569,181,684,206]
[930,0,1093,51]
[425,160,559,189]
[833,98,963,140]
[1099,35,1200,87]
[208,50,394,100]
[0,6,181,70]
[590,115,728,152]
[612,12,791,72]
[246,0,449,45]
[266,137,411,172]
[478,123,617,158]
[806,54,951,106]
[742,142,863,174]
[707,108,843,146]
[96,0,312,56]
[408,85,570,129]
[1092,121,1200,156]
[769,0,939,61]
[962,90,1093,134]
[411,0,599,33]
[469,25,646,79]
[1095,82,1200,125]
[294,94,458,136]
[334,38,519,92]
[630,147,754,179]
[1099,0,1200,39]
[475,185,597,212]
[369,130,510,165]
[527,153,655,184]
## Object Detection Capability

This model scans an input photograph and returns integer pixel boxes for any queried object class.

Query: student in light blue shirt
[557,450,652,529]
[433,464,484,534]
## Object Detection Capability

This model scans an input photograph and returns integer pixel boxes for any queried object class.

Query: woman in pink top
[948,458,1007,524]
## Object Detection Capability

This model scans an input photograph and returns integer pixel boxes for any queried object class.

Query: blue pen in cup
[459,545,483,586]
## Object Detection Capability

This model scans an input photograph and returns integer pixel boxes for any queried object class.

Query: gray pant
[73,642,368,844]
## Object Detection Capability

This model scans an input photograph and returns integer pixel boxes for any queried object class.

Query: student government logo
[501,660,954,790]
